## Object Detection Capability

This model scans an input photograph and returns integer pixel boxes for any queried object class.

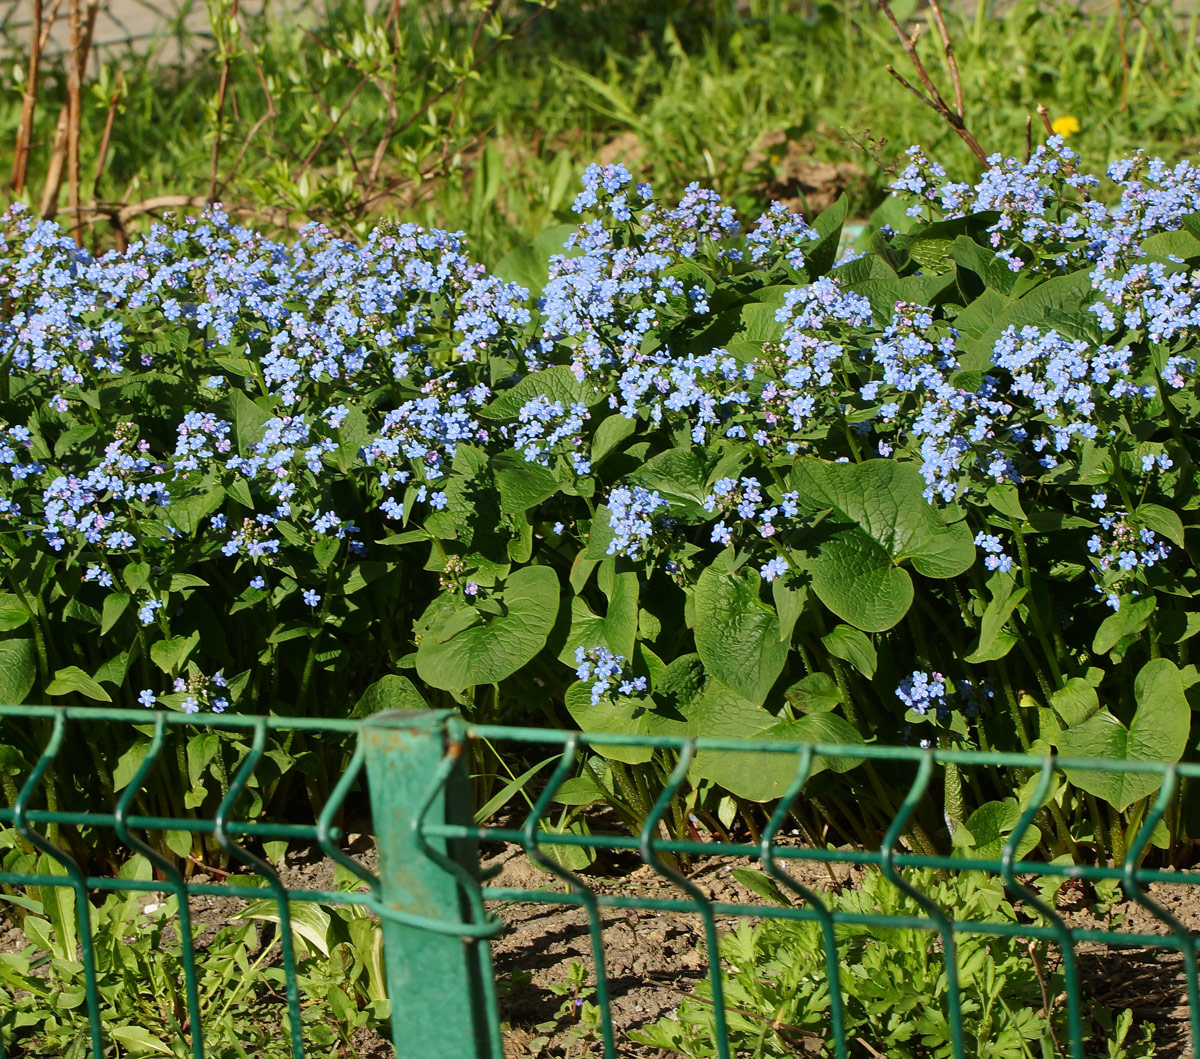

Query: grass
[3,0,1200,264]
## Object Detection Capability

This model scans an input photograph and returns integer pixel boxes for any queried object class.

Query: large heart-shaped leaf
[351,675,429,718]
[415,566,561,690]
[480,366,604,420]
[788,459,974,632]
[693,565,788,706]
[626,446,710,517]
[577,654,864,800]
[1058,658,1190,811]
[687,687,864,801]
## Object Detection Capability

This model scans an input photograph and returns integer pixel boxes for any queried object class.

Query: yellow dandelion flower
[1051,115,1081,139]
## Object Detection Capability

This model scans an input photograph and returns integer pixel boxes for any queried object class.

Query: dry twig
[39,0,100,224]
[1028,940,1064,1056]
[877,0,988,165]
[209,0,241,201]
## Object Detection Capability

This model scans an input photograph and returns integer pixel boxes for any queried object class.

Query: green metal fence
[0,704,1198,1058]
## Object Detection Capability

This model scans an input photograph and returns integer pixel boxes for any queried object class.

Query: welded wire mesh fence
[0,705,1197,1058]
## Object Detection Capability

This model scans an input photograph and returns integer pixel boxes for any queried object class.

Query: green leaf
[950,235,1019,294]
[1135,503,1186,548]
[100,592,132,636]
[350,675,429,718]
[804,195,848,278]
[557,596,608,666]
[1093,596,1155,656]
[965,574,1026,663]
[0,594,30,632]
[533,819,595,873]
[958,800,1041,860]
[481,366,603,420]
[122,562,152,594]
[313,536,340,571]
[168,486,225,536]
[693,566,788,706]
[626,446,710,516]
[772,579,806,644]
[1049,678,1099,728]
[0,637,36,704]
[231,390,276,455]
[1059,658,1190,810]
[113,740,151,792]
[955,267,1095,369]
[226,477,254,508]
[415,566,561,690]
[730,867,793,907]
[604,569,639,660]
[492,450,560,513]
[691,707,865,801]
[493,223,579,295]
[783,672,842,713]
[986,483,1027,522]
[563,679,654,764]
[149,632,201,674]
[37,855,76,961]
[820,624,876,678]
[21,915,54,954]
[474,756,559,824]
[235,899,333,958]
[591,413,637,467]
[789,459,972,632]
[584,506,616,560]
[164,830,192,859]
[45,665,111,702]
[186,733,221,788]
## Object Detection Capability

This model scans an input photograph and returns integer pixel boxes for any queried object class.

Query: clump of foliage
[0,850,389,1057]
[633,869,1158,1059]
[1,134,1199,861]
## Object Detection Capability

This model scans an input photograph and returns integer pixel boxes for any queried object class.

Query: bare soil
[2,839,1197,1058]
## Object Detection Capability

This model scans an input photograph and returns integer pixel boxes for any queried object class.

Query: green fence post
[362,710,499,1059]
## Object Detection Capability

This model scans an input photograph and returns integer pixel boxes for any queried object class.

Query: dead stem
[878,0,989,165]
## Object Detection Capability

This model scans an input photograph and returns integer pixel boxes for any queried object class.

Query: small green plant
[0,853,390,1058]
[633,870,1158,1059]
[515,959,601,1057]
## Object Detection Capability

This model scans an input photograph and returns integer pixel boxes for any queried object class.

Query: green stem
[828,656,865,734]
[993,664,1032,752]
[1011,520,1063,688]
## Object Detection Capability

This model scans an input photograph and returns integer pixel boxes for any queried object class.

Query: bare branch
[209,0,240,202]
[91,68,122,188]
[11,0,44,193]
[39,0,99,223]
[885,65,942,118]
[80,194,296,231]
[877,0,951,115]
[1036,104,1055,138]
[878,1,989,166]
[926,0,964,120]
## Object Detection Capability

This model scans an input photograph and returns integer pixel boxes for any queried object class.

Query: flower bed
[1,137,1198,857]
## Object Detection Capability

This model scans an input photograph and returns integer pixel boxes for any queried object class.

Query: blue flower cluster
[1086,511,1172,609]
[140,670,229,714]
[574,645,647,704]
[607,485,671,559]
[896,670,992,745]
[4,137,1199,713]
